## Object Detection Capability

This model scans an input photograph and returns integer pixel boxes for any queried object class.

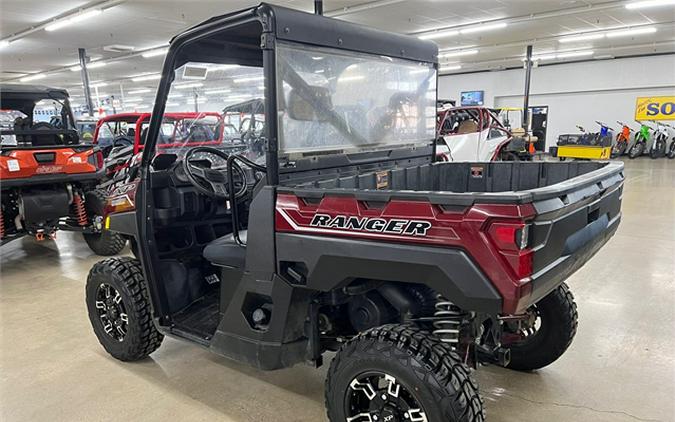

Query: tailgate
[525,162,624,305]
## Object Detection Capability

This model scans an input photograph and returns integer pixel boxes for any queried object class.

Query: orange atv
[0,84,125,255]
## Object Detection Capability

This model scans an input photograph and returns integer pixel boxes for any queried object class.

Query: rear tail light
[488,221,533,279]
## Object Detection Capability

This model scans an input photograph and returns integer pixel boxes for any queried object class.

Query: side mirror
[287,86,332,122]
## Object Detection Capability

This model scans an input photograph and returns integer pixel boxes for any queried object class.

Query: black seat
[203,230,247,268]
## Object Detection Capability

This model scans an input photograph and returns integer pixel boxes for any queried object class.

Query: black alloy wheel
[94,283,128,342]
[345,372,428,422]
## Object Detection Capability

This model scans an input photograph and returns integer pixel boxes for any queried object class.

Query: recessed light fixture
[20,73,46,82]
[418,29,460,40]
[460,22,507,35]
[132,74,161,82]
[626,0,675,9]
[558,33,605,43]
[439,49,479,58]
[45,9,102,32]
[606,27,657,38]
[142,48,168,58]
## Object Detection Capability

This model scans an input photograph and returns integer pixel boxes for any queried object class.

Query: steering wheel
[182,146,248,199]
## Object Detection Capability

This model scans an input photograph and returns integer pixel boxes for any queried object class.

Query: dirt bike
[649,121,669,159]
[611,121,633,158]
[628,121,652,159]
[594,121,614,146]
[664,122,675,159]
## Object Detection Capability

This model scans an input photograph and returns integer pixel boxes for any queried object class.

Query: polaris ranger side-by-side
[86,5,624,421]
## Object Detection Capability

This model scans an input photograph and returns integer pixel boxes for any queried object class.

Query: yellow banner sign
[635,96,675,121]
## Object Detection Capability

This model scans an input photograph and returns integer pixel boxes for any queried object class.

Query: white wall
[438,54,675,149]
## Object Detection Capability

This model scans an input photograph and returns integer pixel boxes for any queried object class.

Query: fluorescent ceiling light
[90,82,107,88]
[45,9,102,32]
[606,27,657,38]
[418,30,459,40]
[558,33,605,43]
[132,74,161,82]
[70,61,107,71]
[233,75,264,83]
[0,40,10,49]
[20,74,46,82]
[626,0,675,9]
[205,89,232,95]
[128,88,151,95]
[556,50,594,59]
[440,65,462,71]
[209,64,239,70]
[460,22,507,35]
[167,93,183,98]
[532,54,558,61]
[187,98,207,104]
[142,48,168,58]
[174,82,203,89]
[338,75,365,82]
[439,49,479,58]
[166,102,179,107]
[123,97,143,103]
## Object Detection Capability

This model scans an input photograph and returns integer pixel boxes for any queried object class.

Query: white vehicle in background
[436,106,523,161]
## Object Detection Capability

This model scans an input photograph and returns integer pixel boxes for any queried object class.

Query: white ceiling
[1,0,674,108]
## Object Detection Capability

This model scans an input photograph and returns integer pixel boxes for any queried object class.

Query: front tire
[667,141,675,159]
[628,142,644,159]
[504,283,578,371]
[86,257,163,361]
[326,324,484,422]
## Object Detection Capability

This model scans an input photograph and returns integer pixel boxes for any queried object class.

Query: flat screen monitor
[460,91,484,106]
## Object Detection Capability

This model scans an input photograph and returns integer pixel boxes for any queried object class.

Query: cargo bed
[276,161,624,313]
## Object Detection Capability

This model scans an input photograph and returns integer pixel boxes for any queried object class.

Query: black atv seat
[203,230,247,268]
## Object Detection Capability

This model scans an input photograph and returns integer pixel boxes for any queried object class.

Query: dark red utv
[85,4,624,421]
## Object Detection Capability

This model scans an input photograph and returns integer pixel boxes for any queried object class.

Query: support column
[522,45,533,130]
[78,48,94,116]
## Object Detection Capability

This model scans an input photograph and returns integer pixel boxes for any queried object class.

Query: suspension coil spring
[73,193,88,226]
[433,295,465,347]
[0,207,4,239]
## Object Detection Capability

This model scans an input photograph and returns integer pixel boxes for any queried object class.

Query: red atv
[0,84,125,255]
[93,112,245,184]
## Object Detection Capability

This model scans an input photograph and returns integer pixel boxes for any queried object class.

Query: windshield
[276,43,436,156]
[145,63,266,162]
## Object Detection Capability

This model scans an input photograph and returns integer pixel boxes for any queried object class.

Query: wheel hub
[345,372,428,422]
[95,283,128,342]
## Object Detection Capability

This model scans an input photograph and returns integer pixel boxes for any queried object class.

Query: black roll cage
[136,3,438,316]
[140,2,438,183]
